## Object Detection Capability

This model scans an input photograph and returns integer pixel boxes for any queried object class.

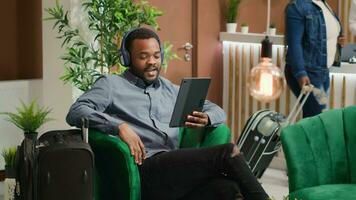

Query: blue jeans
[285,65,327,118]
[138,143,268,200]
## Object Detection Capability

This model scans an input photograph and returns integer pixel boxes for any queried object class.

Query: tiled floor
[260,168,289,200]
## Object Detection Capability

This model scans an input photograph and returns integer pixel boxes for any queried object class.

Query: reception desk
[220,32,356,139]
[329,64,356,109]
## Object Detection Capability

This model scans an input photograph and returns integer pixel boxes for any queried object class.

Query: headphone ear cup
[119,28,134,68]
[119,52,125,66]
[119,50,130,67]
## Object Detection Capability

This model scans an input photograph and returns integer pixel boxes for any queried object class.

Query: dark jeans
[138,143,269,200]
[285,65,327,118]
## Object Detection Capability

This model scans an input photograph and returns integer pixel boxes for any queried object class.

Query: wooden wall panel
[0,0,42,81]
[0,1,18,80]
[17,0,42,79]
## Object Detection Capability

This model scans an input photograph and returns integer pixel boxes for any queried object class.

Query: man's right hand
[297,76,311,88]
[118,123,146,165]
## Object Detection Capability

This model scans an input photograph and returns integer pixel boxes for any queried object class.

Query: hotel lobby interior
[0,0,356,199]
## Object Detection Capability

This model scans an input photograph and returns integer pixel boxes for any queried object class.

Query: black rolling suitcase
[14,118,93,200]
[237,85,313,178]
[36,118,93,200]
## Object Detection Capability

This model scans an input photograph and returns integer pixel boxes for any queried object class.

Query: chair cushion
[289,184,356,200]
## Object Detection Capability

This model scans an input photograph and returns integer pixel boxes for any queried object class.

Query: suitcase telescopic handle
[82,117,89,143]
[286,84,314,124]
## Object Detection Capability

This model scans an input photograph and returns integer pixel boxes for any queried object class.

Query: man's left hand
[185,111,209,128]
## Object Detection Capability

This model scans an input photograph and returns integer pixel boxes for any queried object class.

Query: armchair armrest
[89,130,140,200]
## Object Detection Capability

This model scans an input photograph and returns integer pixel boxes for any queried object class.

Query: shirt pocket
[305,14,318,40]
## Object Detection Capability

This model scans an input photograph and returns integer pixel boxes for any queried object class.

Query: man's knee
[221,143,241,156]
[230,144,241,158]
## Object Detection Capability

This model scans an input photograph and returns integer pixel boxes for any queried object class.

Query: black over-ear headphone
[119,27,164,67]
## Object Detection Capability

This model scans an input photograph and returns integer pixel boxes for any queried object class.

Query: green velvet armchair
[88,125,231,200]
[281,106,356,200]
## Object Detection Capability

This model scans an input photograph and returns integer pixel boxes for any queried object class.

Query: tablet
[169,77,211,127]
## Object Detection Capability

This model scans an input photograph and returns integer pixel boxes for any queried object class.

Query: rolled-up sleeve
[66,76,124,135]
[203,100,227,127]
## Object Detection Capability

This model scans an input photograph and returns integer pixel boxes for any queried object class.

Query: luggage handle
[286,84,314,124]
[82,117,89,143]
[262,149,280,156]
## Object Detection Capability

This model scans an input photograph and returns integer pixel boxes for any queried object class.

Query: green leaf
[225,0,241,23]
[162,41,181,69]
[1,147,17,167]
[0,100,53,133]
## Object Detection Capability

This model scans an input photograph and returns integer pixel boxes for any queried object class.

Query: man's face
[130,38,162,84]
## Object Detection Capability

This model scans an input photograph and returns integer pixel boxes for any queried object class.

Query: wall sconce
[248,36,284,102]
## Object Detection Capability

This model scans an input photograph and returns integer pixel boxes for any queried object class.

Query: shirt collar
[123,70,160,89]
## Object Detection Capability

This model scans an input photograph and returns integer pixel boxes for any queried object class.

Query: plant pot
[269,28,276,36]
[24,132,38,161]
[241,26,249,34]
[4,177,16,200]
[0,169,5,181]
[24,132,38,140]
[5,166,16,178]
[226,23,237,33]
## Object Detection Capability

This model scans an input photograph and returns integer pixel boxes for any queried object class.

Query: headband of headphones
[119,27,164,67]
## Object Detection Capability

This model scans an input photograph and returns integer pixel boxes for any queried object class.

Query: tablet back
[169,77,211,127]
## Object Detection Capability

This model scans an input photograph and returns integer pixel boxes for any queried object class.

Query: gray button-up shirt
[66,71,226,157]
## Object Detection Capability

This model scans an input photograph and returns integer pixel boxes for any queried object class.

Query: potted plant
[241,22,249,34]
[1,147,17,178]
[225,0,242,33]
[1,100,52,139]
[269,23,277,35]
[45,0,179,92]
[2,146,17,200]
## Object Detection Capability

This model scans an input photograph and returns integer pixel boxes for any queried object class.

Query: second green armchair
[89,125,231,200]
[281,106,356,200]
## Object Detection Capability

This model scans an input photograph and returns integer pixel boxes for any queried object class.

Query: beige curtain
[340,0,354,43]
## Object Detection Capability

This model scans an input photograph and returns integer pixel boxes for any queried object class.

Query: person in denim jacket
[285,0,345,118]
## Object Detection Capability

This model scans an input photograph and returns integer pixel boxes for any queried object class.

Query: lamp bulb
[248,58,284,102]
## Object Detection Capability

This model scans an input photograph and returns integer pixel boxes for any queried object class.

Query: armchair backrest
[281,106,356,192]
[343,106,356,183]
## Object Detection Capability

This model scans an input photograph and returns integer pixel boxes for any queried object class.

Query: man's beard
[129,65,161,85]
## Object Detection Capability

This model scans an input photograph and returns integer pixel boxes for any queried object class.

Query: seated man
[66,27,269,200]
